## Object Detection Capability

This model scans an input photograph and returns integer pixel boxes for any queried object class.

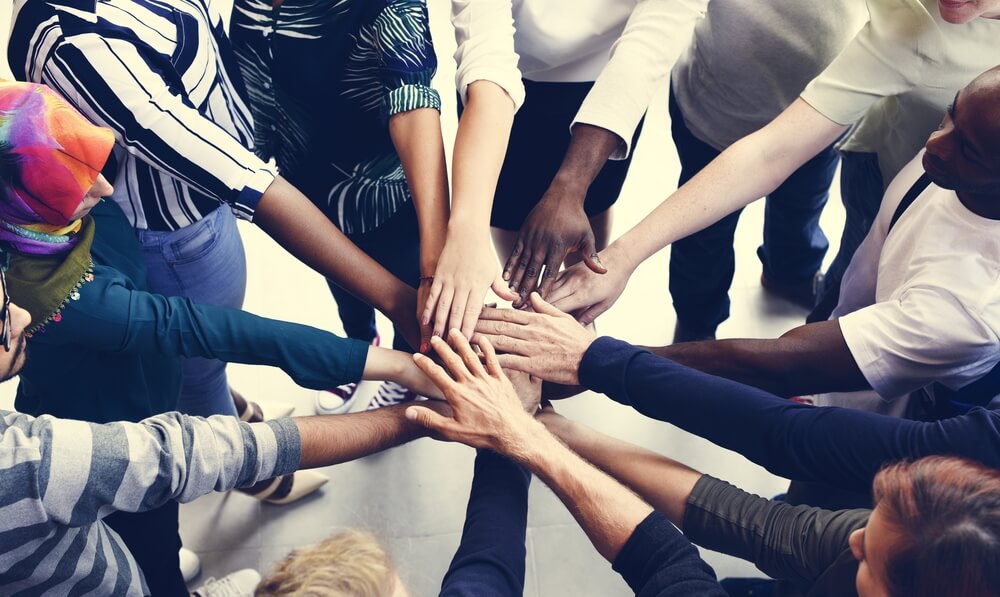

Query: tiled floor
[0,2,847,595]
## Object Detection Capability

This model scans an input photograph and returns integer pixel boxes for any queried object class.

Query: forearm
[450,80,515,231]
[612,99,849,269]
[389,109,450,274]
[363,346,442,400]
[254,175,415,317]
[295,404,436,469]
[548,124,624,199]
[645,321,868,397]
[543,416,701,527]
[513,420,653,562]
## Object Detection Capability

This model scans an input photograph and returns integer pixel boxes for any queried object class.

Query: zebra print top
[231,0,441,234]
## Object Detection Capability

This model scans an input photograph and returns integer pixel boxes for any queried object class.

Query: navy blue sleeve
[439,450,531,597]
[579,337,1000,492]
[613,512,726,596]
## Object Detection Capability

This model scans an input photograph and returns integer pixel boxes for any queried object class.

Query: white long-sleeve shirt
[451,0,706,158]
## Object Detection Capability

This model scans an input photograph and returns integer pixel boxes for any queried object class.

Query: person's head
[255,530,409,597]
[938,0,1000,23]
[0,81,115,251]
[0,264,32,383]
[922,65,1000,196]
[849,456,1000,597]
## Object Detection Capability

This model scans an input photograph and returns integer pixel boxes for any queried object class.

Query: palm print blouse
[231,0,441,234]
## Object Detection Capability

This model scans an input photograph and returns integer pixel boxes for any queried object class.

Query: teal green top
[15,201,369,423]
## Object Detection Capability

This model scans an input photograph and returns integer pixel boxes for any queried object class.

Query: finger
[528,292,574,319]
[419,320,432,354]
[549,292,587,316]
[537,249,567,297]
[449,328,488,378]
[506,248,532,300]
[413,352,460,394]
[476,333,530,356]
[422,279,443,326]
[405,405,458,435]
[432,286,456,339]
[518,249,551,304]
[460,293,483,340]
[477,307,532,325]
[476,336,504,378]
[503,239,525,282]
[580,237,608,275]
[473,319,534,342]
[429,334,472,382]
[577,302,608,327]
[494,353,536,375]
[491,272,518,302]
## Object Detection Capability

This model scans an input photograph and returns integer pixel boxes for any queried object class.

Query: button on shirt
[231,0,441,234]
[9,0,277,232]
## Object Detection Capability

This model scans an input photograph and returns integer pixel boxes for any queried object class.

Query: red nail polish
[419,342,429,353]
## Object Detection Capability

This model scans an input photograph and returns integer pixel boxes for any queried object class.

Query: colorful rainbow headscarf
[0,81,114,255]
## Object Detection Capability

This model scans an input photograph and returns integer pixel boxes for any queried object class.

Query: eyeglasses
[0,266,10,352]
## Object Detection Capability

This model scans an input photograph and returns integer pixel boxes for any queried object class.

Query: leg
[759,143,839,290]
[810,151,884,321]
[666,85,737,337]
[137,207,246,417]
[105,503,187,597]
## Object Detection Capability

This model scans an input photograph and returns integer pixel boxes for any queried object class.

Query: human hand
[473,292,596,385]
[505,368,542,413]
[503,189,606,306]
[405,331,541,455]
[389,286,425,351]
[422,231,517,340]
[546,243,635,326]
[416,276,434,352]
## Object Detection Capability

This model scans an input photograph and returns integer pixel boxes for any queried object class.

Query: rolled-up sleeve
[573,0,705,160]
[40,33,276,219]
[451,0,524,111]
[378,0,442,117]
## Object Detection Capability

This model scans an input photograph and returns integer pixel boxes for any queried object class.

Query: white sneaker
[192,569,261,597]
[238,470,329,505]
[179,547,201,583]
[315,382,362,415]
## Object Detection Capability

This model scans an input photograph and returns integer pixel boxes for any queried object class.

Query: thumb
[405,405,452,434]
[528,291,570,318]
[580,239,607,275]
[492,273,518,301]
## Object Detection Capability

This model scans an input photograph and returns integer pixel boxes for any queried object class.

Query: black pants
[327,201,420,352]
[105,502,187,596]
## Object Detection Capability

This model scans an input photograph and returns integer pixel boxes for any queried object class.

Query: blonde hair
[256,530,396,597]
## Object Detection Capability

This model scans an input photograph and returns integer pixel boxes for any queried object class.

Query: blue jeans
[668,86,838,334]
[137,206,247,417]
[810,151,884,322]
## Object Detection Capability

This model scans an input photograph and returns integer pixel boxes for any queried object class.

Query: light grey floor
[0,2,847,595]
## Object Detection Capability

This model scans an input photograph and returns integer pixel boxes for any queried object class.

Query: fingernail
[422,316,430,325]
[419,342,429,353]
[503,271,511,281]
[433,331,441,338]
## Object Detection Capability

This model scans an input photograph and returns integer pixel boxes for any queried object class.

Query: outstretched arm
[546,99,849,323]
[406,333,725,594]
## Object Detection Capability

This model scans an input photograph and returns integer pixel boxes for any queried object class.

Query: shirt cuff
[265,417,302,478]
[456,69,526,113]
[612,512,687,590]
[579,336,648,404]
[233,165,278,222]
[387,84,442,116]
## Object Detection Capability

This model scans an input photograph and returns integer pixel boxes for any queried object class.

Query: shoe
[316,335,380,415]
[760,272,822,310]
[192,569,262,597]
[237,470,328,505]
[367,380,423,410]
[179,547,201,583]
[672,320,716,344]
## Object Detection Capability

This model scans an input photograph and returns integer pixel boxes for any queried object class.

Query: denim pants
[326,201,420,352]
[137,206,247,417]
[810,151,884,322]
[668,86,839,335]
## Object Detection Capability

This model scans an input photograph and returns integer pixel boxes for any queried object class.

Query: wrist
[548,171,590,199]
[503,417,556,464]
[606,241,639,273]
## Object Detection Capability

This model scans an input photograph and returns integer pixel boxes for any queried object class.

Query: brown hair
[872,456,1000,597]
[255,530,396,597]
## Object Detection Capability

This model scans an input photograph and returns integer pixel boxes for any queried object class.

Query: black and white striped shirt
[9,0,277,231]
[0,410,299,595]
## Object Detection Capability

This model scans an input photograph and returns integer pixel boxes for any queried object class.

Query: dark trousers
[326,201,420,353]
[668,86,839,334]
[105,502,187,596]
